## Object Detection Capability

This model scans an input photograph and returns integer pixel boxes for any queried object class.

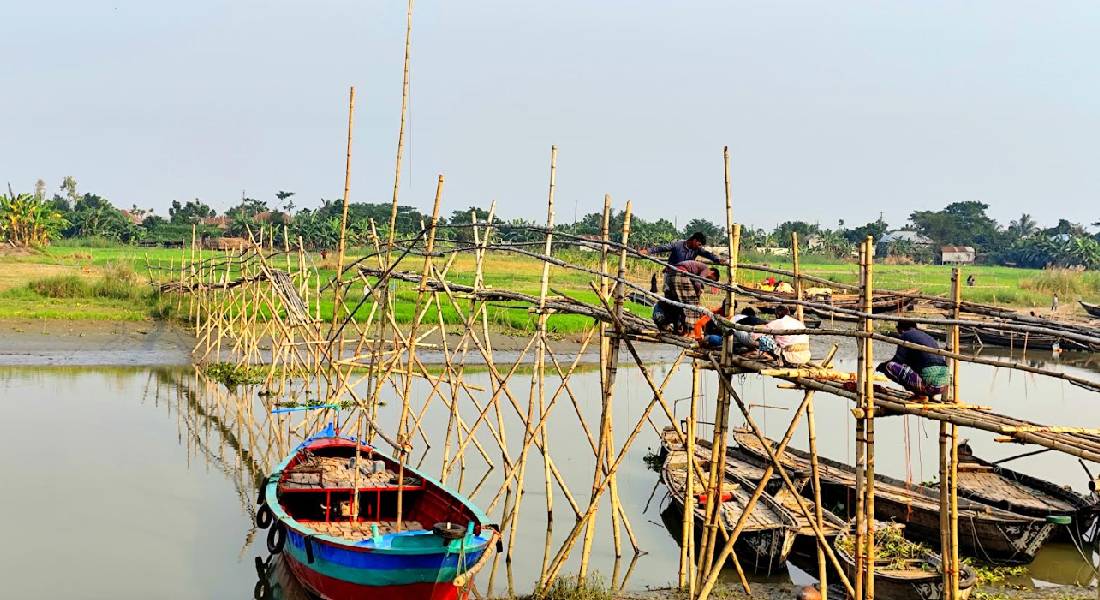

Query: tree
[169,198,216,224]
[683,218,723,244]
[841,217,889,244]
[68,194,130,240]
[448,206,492,243]
[1007,213,1038,239]
[276,190,296,214]
[60,176,79,206]
[773,221,819,245]
[33,179,46,200]
[909,201,1001,250]
[226,197,269,218]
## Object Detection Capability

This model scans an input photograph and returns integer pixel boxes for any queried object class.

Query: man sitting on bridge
[877,320,951,399]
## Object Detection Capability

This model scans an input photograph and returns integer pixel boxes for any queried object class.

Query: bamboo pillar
[792,231,803,322]
[853,242,867,600]
[680,361,700,596]
[579,193,614,577]
[949,268,962,600]
[862,236,876,600]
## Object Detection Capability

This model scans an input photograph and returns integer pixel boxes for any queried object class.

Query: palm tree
[1008,213,1038,239]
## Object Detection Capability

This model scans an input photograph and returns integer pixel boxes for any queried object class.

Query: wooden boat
[1080,301,1100,319]
[660,437,798,573]
[257,424,499,600]
[732,430,1055,564]
[942,444,1099,541]
[926,325,1093,352]
[834,528,977,600]
[660,426,847,562]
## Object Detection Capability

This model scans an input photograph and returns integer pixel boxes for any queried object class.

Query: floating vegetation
[203,362,267,388]
[642,448,665,473]
[837,525,933,570]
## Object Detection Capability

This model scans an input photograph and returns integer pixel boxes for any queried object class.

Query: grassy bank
[1,244,1097,327]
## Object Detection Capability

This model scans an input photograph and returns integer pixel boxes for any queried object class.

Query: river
[1,337,1098,597]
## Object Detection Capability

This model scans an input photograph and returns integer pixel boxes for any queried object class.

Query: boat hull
[663,495,796,574]
[284,550,477,600]
[834,531,977,600]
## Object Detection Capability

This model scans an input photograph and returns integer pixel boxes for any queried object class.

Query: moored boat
[659,426,843,558]
[732,429,1055,564]
[1080,301,1100,319]
[834,528,977,600]
[942,444,1099,541]
[660,441,798,574]
[256,424,498,600]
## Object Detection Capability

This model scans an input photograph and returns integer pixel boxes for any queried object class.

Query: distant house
[200,216,230,230]
[754,246,791,257]
[254,211,290,225]
[940,246,976,265]
[875,230,934,259]
[805,234,825,250]
[119,210,146,225]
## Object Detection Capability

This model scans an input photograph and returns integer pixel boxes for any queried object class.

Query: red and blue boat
[255,424,499,600]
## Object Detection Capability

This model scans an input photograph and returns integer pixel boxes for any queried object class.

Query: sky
[2,1,1098,232]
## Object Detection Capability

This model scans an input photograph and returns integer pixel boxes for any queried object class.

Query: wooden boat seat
[304,520,426,539]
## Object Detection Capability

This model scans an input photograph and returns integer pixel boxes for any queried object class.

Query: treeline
[2,179,1097,269]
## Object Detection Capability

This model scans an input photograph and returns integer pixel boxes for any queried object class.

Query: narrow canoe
[940,444,1099,541]
[258,424,498,600]
[659,425,844,558]
[732,429,1055,564]
[661,444,798,574]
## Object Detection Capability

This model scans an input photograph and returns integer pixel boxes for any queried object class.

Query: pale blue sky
[3,1,1098,230]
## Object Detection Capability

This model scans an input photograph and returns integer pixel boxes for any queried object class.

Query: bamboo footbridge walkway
[146,144,1100,600]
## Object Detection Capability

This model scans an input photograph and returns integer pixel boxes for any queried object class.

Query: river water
[1,339,1098,598]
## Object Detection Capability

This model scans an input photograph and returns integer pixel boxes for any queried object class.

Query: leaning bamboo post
[853,242,867,600]
[792,231,803,322]
[395,175,443,532]
[863,236,876,600]
[579,193,614,577]
[189,224,197,322]
[949,268,962,600]
[679,360,700,595]
[332,85,356,352]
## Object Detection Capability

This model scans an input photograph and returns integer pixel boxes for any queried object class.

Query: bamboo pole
[331,85,356,353]
[807,349,829,599]
[949,268,962,600]
[580,193,614,577]
[863,237,876,600]
[386,0,415,256]
[680,360,700,594]
[792,231,803,322]
[853,242,867,600]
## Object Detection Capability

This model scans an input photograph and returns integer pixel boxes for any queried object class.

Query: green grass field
[1,244,1097,329]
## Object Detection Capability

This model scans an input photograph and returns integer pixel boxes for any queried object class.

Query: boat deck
[956,463,1078,513]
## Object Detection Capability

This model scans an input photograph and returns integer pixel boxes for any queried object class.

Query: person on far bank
[877,320,950,399]
[642,232,728,292]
